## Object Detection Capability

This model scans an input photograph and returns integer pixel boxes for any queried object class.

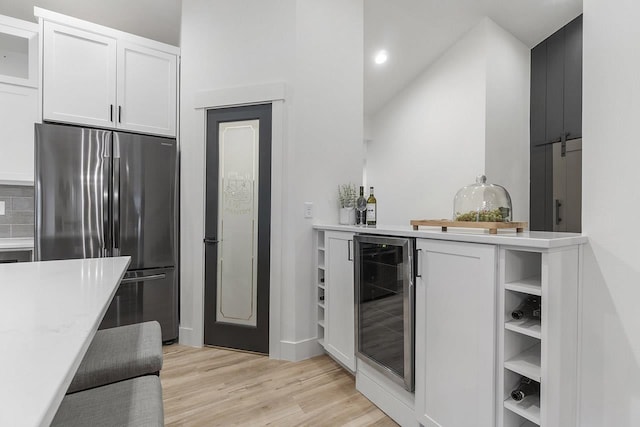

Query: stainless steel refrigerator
[35,122,178,342]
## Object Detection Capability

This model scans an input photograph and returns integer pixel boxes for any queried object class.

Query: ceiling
[0,0,182,46]
[365,0,583,116]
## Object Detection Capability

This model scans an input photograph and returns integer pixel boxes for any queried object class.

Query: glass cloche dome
[453,175,513,222]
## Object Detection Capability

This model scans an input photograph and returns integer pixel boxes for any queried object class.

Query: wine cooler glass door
[355,234,415,391]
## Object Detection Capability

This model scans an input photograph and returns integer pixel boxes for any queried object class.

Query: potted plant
[338,183,357,225]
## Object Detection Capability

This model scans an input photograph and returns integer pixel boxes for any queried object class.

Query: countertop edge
[312,224,588,249]
[0,238,35,250]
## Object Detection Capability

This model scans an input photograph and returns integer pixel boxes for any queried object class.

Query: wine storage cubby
[316,230,326,346]
[498,246,580,427]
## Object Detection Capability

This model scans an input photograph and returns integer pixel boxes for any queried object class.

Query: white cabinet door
[43,21,116,128]
[324,231,356,371]
[0,83,38,183]
[117,41,177,136]
[415,239,497,427]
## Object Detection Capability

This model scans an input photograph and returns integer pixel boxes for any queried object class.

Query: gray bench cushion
[68,321,163,394]
[53,375,164,427]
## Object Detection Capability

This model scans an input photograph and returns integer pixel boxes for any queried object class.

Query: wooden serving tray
[411,219,528,234]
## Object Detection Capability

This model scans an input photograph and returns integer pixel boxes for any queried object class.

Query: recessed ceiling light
[374,50,388,65]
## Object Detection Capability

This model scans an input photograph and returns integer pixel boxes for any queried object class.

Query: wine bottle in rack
[510,377,540,401]
[366,186,377,227]
[511,296,541,320]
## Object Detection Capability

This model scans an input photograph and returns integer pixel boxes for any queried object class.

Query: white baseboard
[278,337,323,362]
[356,360,418,427]
[178,326,202,347]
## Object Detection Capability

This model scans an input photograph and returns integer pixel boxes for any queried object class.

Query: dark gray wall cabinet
[530,15,582,232]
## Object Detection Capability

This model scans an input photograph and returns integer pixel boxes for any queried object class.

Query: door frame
[188,83,286,358]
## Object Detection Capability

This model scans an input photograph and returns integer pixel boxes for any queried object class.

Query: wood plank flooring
[161,345,398,426]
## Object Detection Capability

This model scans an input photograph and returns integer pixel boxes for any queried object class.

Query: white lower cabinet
[415,239,497,427]
[323,231,355,371]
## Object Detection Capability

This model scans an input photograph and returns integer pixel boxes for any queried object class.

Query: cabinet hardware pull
[348,240,353,261]
[118,105,122,123]
[555,199,562,225]
[110,104,113,122]
[416,248,423,277]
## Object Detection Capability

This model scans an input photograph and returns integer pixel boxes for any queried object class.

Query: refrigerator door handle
[113,157,121,253]
[102,155,111,256]
[120,273,166,284]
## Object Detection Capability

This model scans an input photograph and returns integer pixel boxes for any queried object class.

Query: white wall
[580,2,640,425]
[367,18,529,225]
[367,22,487,224]
[291,0,363,345]
[179,0,296,347]
[484,19,530,223]
[179,0,363,358]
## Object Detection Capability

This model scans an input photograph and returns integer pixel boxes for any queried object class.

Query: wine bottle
[356,186,367,227]
[510,377,540,401]
[366,186,377,227]
[511,296,541,320]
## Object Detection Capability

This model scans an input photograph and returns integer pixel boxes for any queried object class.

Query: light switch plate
[0,201,4,215]
[304,202,313,218]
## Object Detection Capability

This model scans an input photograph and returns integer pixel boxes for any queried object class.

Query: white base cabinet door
[415,239,497,427]
[43,21,117,129]
[324,231,355,371]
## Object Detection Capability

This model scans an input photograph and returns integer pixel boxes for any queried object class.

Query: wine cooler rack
[498,247,580,427]
[316,230,326,347]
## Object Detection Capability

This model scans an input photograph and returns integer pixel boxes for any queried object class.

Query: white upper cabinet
[117,41,177,136]
[0,14,39,184]
[0,83,38,183]
[0,15,38,88]
[38,8,178,137]
[43,22,116,129]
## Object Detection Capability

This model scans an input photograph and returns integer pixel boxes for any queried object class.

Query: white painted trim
[268,100,285,360]
[279,338,324,362]
[178,327,199,347]
[193,83,286,110]
[356,360,418,427]
[0,13,38,32]
[33,7,180,55]
[575,244,584,427]
[180,84,286,359]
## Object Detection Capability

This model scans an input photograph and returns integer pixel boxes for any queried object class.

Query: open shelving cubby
[500,244,581,427]
[316,230,326,347]
[501,249,542,427]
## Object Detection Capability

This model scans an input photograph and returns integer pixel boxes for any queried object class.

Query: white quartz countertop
[0,256,130,427]
[313,224,587,249]
[0,237,34,250]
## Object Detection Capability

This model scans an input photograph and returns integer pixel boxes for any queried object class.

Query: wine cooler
[354,234,415,391]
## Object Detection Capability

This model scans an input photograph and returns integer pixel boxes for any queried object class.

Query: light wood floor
[161,345,398,426]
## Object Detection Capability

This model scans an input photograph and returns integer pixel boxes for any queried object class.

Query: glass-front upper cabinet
[0,14,38,88]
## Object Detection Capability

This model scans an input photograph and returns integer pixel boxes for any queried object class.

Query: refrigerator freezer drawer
[100,267,178,342]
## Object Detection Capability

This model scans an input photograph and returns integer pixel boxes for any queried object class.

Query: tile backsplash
[0,185,34,238]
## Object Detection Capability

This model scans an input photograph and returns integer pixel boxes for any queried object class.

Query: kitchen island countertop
[0,256,130,427]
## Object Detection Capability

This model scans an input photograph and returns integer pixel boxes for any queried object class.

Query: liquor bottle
[356,186,367,226]
[511,296,541,320]
[510,377,540,401]
[366,186,377,227]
